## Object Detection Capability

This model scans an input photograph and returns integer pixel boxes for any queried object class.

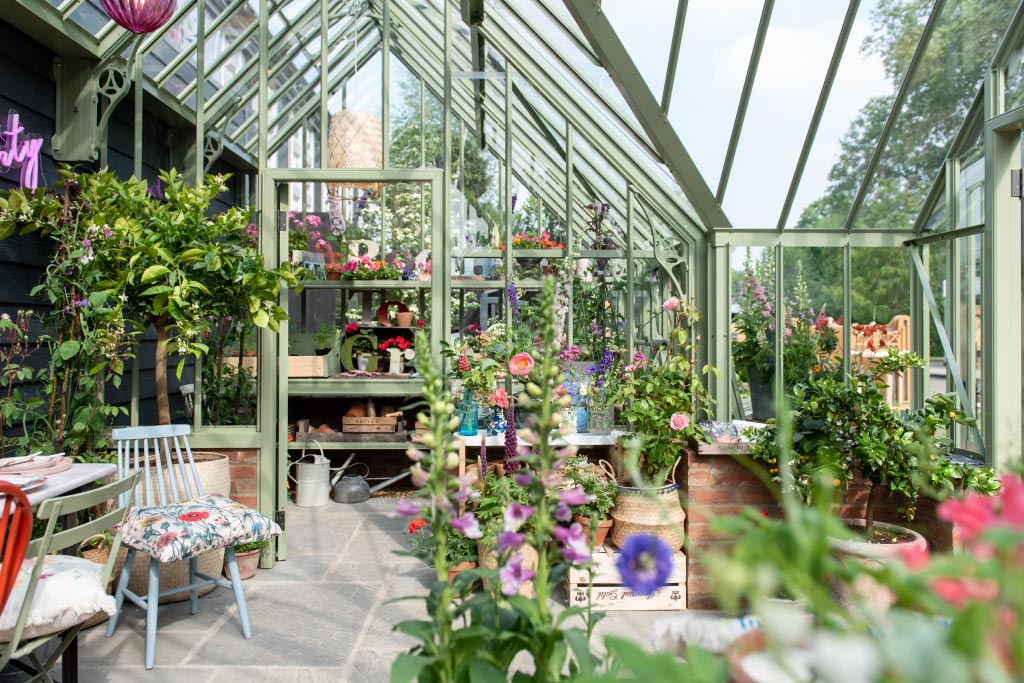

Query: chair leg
[144,557,160,670]
[223,547,252,639]
[106,548,136,638]
[189,557,199,615]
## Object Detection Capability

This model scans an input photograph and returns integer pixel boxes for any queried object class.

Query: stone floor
[59,497,671,682]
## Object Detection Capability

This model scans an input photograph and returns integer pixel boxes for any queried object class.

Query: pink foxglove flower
[503,502,534,532]
[499,551,535,596]
[450,512,482,540]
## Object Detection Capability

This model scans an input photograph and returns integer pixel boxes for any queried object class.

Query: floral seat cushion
[0,555,115,643]
[121,494,282,563]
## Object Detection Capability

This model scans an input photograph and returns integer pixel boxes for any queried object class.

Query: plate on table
[12,457,73,477]
[0,454,68,475]
[0,474,48,492]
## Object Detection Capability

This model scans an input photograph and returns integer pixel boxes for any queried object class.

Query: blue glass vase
[575,405,589,433]
[486,408,507,436]
[458,396,479,436]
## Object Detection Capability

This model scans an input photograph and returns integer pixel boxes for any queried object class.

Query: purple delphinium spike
[506,282,521,327]
[479,438,488,481]
[504,405,518,470]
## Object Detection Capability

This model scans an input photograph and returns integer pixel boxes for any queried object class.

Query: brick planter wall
[214,449,259,509]
[679,446,955,608]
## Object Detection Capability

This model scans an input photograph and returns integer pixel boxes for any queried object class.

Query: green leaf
[59,340,82,360]
[141,264,171,283]
[469,659,507,683]
[252,309,270,327]
[390,653,431,683]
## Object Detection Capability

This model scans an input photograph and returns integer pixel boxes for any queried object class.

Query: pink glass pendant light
[99,0,177,34]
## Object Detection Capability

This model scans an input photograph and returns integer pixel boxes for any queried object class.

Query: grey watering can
[331,463,372,503]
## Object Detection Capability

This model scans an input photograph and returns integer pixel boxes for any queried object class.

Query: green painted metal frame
[562,0,729,231]
[660,0,687,117]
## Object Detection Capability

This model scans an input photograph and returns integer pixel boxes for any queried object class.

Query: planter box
[288,334,341,377]
[566,543,686,611]
[341,415,399,433]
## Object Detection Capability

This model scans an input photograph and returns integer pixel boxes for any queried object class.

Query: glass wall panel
[956,234,983,453]
[856,0,1015,230]
[731,246,776,420]
[851,247,911,406]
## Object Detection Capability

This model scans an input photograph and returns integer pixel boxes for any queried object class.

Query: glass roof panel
[598,1,674,98]
[68,0,116,34]
[666,0,762,192]
[721,0,851,229]
[789,1,911,230]
[856,0,1016,230]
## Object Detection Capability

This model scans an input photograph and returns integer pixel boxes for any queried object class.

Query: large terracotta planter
[225,548,261,581]
[828,518,926,610]
[573,515,613,548]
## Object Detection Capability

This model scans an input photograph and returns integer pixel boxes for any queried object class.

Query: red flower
[178,510,210,523]
[408,518,427,535]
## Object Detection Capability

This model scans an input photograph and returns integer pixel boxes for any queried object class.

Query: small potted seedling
[226,539,270,580]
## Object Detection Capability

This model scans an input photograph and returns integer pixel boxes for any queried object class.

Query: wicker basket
[608,458,686,551]
[105,452,232,605]
[327,109,383,195]
[477,542,539,598]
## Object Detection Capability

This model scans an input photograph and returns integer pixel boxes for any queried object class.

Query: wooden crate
[342,416,398,433]
[694,440,749,456]
[566,543,686,611]
[287,334,341,378]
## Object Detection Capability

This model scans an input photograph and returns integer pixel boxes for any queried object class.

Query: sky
[593,0,890,229]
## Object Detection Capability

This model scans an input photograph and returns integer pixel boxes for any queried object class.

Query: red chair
[0,482,32,617]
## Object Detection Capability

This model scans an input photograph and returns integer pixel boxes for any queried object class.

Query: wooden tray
[342,416,399,433]
[565,543,686,611]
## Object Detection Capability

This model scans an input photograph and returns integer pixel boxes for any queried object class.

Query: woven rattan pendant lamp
[328,109,383,195]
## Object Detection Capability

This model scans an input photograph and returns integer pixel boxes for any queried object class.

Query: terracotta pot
[573,515,613,547]
[465,462,505,488]
[225,549,262,581]
[447,560,477,585]
[395,311,414,327]
[326,270,342,280]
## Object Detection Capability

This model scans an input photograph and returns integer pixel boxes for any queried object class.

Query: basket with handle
[607,457,686,550]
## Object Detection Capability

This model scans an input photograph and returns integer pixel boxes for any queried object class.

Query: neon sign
[0,110,43,191]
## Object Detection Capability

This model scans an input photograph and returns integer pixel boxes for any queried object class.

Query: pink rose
[663,296,680,311]
[509,352,534,377]
[669,413,690,431]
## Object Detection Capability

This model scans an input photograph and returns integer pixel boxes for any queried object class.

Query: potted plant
[408,518,479,585]
[313,322,336,355]
[732,249,838,419]
[227,539,270,580]
[747,349,999,557]
[561,462,617,547]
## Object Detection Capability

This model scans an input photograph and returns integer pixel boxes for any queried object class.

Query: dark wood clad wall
[0,18,247,432]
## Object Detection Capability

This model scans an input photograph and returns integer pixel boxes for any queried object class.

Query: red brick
[233,478,257,493]
[233,495,257,508]
[714,471,764,488]
[687,489,729,505]
[231,465,257,479]
[687,470,713,487]
[734,488,777,505]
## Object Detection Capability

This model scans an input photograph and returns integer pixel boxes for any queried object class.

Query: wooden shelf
[288,377,424,396]
[297,280,431,290]
[288,440,415,450]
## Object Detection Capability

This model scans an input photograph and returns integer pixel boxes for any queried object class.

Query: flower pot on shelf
[458,396,479,436]
[486,409,507,436]
[588,405,614,434]
[746,369,774,421]
[573,515,613,547]
[395,311,414,327]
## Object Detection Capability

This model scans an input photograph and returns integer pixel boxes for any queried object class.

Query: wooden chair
[0,474,139,683]
[0,482,32,617]
[106,425,266,669]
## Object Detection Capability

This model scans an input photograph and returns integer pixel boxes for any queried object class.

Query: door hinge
[1012,169,1022,198]
[275,510,286,531]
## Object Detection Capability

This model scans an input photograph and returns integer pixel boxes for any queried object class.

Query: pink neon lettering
[0,110,43,191]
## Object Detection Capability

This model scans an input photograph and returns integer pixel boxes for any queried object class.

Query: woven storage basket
[607,458,686,551]
[477,541,539,598]
[328,109,383,195]
[108,452,232,604]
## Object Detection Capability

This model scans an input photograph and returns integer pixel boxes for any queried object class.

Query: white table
[459,430,628,448]
[12,462,118,506]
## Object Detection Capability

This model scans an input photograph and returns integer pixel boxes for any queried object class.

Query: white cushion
[0,555,115,642]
